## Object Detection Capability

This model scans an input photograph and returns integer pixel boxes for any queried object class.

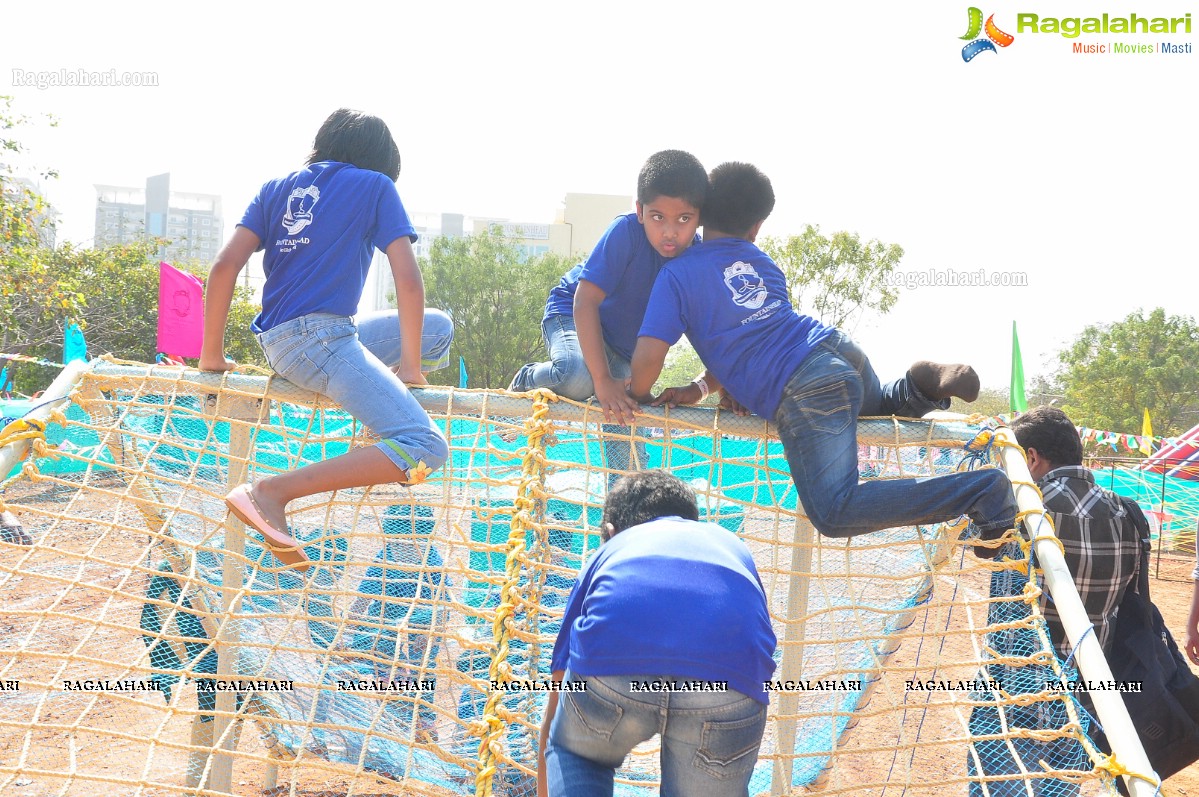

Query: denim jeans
[255,310,453,474]
[774,331,1016,537]
[509,314,646,476]
[545,673,767,797]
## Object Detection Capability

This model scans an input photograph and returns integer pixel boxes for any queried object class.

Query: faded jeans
[545,673,767,797]
[256,310,453,474]
[509,314,645,477]
[774,331,1017,538]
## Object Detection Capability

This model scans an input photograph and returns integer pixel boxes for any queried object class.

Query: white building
[94,173,223,265]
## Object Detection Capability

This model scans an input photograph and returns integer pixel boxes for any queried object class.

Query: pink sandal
[224,484,310,571]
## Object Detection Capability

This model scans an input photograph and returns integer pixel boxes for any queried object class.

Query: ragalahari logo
[960,7,1015,61]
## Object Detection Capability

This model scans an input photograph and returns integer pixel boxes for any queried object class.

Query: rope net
[0,362,1131,796]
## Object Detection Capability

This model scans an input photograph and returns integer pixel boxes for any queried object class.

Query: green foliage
[655,340,703,393]
[419,229,574,389]
[1057,308,1199,437]
[760,225,902,329]
[949,387,1011,417]
[650,340,719,405]
[1,96,262,394]
[2,241,263,393]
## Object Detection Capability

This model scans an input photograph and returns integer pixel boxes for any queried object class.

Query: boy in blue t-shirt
[630,162,1017,540]
[508,150,707,431]
[537,471,775,797]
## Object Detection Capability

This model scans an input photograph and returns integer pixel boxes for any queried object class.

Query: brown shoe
[910,361,980,402]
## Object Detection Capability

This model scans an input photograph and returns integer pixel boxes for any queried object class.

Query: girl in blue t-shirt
[200,109,452,571]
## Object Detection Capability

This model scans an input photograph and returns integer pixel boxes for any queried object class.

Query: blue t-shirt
[543,213,692,361]
[550,516,777,704]
[241,162,417,333]
[639,238,834,419]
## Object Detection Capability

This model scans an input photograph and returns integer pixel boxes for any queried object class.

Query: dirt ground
[2,476,1197,797]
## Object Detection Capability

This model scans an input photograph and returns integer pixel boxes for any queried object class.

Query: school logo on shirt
[723,261,768,310]
[283,185,320,235]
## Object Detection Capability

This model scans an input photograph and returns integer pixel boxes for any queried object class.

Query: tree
[1057,308,1199,437]
[649,340,721,406]
[419,229,575,389]
[1,96,263,394]
[2,240,264,393]
[2,97,84,392]
[760,225,902,330]
[949,387,1010,417]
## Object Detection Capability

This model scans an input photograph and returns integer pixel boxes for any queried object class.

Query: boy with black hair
[510,150,707,431]
[629,161,1017,540]
[537,470,775,797]
[1006,405,1141,650]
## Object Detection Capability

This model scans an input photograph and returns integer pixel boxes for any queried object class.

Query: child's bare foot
[910,361,980,402]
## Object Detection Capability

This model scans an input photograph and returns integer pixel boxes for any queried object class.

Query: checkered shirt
[1036,466,1141,658]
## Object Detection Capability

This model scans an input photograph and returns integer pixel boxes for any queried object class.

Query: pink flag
[157,262,204,358]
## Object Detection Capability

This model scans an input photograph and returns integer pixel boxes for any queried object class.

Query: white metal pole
[0,360,90,477]
[994,426,1158,796]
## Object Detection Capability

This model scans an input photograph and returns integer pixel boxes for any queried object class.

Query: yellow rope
[0,417,48,450]
[6,369,1178,795]
[475,389,556,797]
[0,418,55,497]
[1092,752,1161,791]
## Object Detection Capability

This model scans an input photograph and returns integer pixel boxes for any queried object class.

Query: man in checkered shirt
[1011,405,1142,658]
[967,406,1142,796]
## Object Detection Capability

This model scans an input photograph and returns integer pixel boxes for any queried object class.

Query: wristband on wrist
[692,376,710,401]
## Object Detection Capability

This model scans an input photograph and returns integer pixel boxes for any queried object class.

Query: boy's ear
[634,201,644,223]
[746,220,766,243]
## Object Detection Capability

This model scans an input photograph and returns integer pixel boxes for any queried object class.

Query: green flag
[1010,321,1027,413]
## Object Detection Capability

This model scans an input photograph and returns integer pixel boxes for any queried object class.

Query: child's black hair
[637,150,708,209]
[602,470,700,536]
[1010,406,1084,467]
[703,162,776,238]
[307,109,402,182]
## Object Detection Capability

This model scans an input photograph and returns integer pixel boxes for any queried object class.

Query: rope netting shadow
[0,361,1151,796]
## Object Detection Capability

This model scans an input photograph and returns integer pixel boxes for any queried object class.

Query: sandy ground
[2,476,1197,797]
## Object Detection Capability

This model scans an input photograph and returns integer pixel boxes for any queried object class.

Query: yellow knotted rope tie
[0,417,48,450]
[475,390,556,797]
[0,418,59,489]
[1092,752,1161,793]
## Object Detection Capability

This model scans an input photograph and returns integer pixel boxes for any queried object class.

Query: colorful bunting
[1077,425,1170,454]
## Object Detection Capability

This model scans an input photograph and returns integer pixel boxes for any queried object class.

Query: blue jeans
[545,673,767,797]
[774,331,1016,537]
[510,315,645,475]
[256,310,453,474]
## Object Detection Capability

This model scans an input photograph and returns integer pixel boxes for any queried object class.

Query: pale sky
[4,1,1196,396]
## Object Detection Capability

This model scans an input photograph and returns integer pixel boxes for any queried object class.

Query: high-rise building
[359,194,634,312]
[470,193,632,261]
[94,174,223,264]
